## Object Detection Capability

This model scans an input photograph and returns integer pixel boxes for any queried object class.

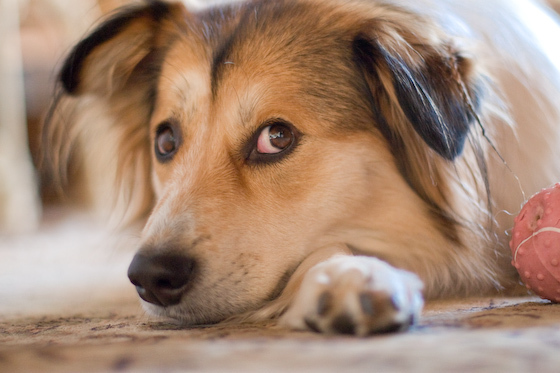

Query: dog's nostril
[127,252,196,307]
[153,277,187,294]
[156,278,173,289]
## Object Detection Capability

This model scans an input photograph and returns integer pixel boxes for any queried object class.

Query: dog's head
[54,0,483,323]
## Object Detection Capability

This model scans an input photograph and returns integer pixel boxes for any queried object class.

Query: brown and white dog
[43,0,560,335]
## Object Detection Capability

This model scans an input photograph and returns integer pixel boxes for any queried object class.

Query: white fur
[281,255,424,336]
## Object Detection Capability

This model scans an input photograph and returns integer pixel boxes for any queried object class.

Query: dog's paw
[280,255,424,336]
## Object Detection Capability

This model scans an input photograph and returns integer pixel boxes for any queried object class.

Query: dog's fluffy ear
[60,0,183,96]
[45,1,187,225]
[353,16,482,161]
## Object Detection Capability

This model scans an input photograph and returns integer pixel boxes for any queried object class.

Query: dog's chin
[138,293,262,326]
[140,302,221,326]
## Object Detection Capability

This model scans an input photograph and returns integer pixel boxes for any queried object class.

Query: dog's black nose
[127,252,196,307]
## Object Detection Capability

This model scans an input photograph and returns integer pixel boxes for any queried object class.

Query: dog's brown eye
[246,119,300,164]
[155,123,179,162]
[256,122,295,154]
[157,128,176,155]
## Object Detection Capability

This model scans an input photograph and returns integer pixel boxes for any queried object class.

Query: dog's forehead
[205,1,354,83]
[156,0,370,131]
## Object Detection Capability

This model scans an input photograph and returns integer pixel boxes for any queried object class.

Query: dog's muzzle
[127,252,196,307]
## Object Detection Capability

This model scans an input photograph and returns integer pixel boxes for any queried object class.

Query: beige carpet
[2,209,560,372]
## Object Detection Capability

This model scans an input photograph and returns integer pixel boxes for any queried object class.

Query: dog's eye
[155,122,180,162]
[247,120,299,164]
[256,122,295,154]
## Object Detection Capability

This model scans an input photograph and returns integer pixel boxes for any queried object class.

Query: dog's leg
[280,254,424,336]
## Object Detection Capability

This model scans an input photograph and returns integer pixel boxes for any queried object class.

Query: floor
[1,209,560,372]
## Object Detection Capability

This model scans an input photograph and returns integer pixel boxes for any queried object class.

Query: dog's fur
[43,0,560,335]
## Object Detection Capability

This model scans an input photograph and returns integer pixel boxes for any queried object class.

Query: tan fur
[43,0,560,332]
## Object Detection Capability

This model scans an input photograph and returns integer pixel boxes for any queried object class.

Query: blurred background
[1,1,135,236]
[20,0,121,171]
[4,0,130,207]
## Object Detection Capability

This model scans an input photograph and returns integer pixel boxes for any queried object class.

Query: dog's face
[140,1,400,322]
[56,0,481,323]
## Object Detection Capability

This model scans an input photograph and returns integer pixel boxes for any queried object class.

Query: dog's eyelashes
[155,122,180,162]
[248,120,298,164]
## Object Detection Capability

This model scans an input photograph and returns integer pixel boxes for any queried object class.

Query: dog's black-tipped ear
[60,0,182,95]
[354,23,482,160]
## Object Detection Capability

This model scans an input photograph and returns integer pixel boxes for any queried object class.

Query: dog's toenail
[377,322,403,334]
[331,314,355,335]
[304,318,321,333]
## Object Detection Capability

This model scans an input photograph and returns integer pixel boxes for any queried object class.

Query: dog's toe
[280,255,424,336]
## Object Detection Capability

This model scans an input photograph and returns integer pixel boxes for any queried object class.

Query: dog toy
[510,184,560,302]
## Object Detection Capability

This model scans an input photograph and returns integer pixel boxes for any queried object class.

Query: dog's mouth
[126,245,306,325]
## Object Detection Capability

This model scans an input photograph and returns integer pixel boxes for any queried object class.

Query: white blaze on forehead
[154,60,211,122]
[146,51,213,239]
[141,175,203,246]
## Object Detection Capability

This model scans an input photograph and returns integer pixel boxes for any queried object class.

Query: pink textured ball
[510,184,560,302]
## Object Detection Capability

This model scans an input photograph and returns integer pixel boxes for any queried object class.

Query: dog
[43,0,560,335]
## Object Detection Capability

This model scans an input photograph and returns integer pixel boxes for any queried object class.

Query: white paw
[280,255,424,336]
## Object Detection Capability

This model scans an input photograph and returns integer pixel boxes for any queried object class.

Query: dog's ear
[353,17,482,161]
[60,0,184,96]
[46,1,187,225]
